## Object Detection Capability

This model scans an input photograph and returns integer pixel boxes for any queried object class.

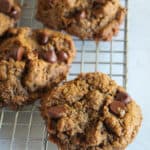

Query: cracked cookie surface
[36,0,126,40]
[41,72,142,150]
[0,0,21,36]
[0,27,76,109]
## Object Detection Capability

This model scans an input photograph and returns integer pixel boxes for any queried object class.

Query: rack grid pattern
[0,0,128,149]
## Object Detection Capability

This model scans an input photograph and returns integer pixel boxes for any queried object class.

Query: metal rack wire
[0,0,128,149]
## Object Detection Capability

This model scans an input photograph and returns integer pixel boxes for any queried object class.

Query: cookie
[0,0,21,36]
[0,27,76,109]
[41,72,142,150]
[36,0,126,40]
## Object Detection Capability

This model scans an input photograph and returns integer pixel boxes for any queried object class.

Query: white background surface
[127,0,150,149]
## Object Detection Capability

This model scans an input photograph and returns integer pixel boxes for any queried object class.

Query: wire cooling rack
[0,0,128,149]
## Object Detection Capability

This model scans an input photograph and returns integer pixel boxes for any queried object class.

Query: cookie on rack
[36,0,126,40]
[41,72,142,150]
[0,27,76,109]
[0,0,21,36]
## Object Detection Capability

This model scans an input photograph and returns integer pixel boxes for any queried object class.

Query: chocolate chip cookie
[0,27,76,109]
[41,72,142,150]
[0,0,21,36]
[36,0,126,40]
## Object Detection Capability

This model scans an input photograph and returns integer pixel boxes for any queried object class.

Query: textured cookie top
[36,0,126,40]
[0,0,21,36]
[41,72,142,150]
[0,27,75,108]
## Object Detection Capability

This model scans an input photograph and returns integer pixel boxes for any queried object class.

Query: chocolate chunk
[37,32,49,45]
[9,7,20,20]
[0,0,12,13]
[42,50,57,63]
[48,105,67,119]
[9,46,25,61]
[116,90,131,104]
[58,51,68,62]
[109,101,125,116]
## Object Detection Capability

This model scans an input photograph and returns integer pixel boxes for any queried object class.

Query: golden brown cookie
[41,72,142,150]
[36,0,126,40]
[0,0,21,36]
[0,27,76,109]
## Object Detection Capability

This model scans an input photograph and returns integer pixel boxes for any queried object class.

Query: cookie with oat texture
[0,27,76,109]
[0,0,21,36]
[41,72,142,150]
[36,0,126,40]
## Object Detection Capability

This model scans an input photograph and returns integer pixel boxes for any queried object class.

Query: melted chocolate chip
[37,32,49,45]
[9,7,20,20]
[0,0,12,13]
[9,46,25,61]
[42,50,57,63]
[109,101,125,116]
[48,105,67,119]
[116,90,131,104]
[58,51,68,62]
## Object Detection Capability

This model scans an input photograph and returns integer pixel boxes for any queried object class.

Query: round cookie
[0,0,21,36]
[0,27,76,109]
[36,0,126,40]
[41,72,142,150]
